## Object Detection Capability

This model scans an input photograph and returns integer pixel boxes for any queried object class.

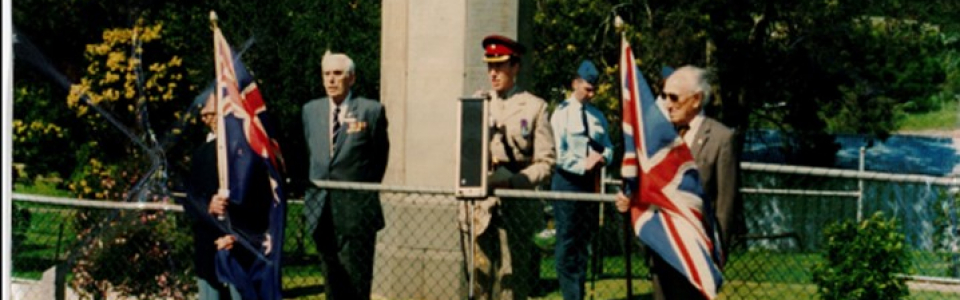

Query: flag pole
[211,10,230,218]
[615,15,633,299]
[623,209,632,299]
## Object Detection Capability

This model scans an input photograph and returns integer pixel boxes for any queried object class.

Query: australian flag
[213,21,286,300]
[619,36,723,299]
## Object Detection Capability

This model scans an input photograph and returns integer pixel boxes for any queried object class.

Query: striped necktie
[331,105,341,154]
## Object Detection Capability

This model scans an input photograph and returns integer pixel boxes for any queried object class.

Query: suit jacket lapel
[692,118,711,161]
[316,99,332,160]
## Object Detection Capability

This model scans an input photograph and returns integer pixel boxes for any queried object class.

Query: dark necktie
[676,124,690,139]
[581,105,590,157]
[331,105,341,154]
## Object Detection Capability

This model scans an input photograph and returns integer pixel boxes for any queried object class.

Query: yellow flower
[106,52,125,70]
[129,57,141,68]
[102,88,118,101]
[97,45,111,56]
[104,72,119,84]
[168,56,182,67]
[149,62,164,72]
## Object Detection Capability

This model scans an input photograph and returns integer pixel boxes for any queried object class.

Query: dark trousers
[313,203,377,300]
[551,169,599,300]
[651,252,707,300]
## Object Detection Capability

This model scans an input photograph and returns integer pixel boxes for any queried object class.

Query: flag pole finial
[210,11,219,29]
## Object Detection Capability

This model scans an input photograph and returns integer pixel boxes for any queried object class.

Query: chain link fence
[10,162,960,299]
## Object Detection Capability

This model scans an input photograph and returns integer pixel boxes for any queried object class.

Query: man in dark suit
[302,51,389,300]
[185,96,239,300]
[615,65,741,300]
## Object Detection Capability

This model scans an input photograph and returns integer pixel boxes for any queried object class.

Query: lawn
[11,189,960,299]
[899,99,958,132]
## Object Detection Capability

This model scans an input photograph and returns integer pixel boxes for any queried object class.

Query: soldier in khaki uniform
[459,34,556,300]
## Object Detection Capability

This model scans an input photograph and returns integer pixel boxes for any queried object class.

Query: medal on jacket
[520,119,529,137]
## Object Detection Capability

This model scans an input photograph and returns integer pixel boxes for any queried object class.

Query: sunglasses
[662,92,695,103]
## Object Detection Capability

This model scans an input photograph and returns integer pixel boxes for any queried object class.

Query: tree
[531,0,954,167]
[14,0,383,195]
[61,20,196,299]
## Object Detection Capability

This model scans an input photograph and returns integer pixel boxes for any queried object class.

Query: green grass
[13,180,72,197]
[12,205,78,279]
[899,99,958,131]
[11,185,960,299]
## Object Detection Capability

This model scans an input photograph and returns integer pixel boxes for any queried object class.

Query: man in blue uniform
[549,60,614,300]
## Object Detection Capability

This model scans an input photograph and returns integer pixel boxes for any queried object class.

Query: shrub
[71,210,194,299]
[64,19,197,299]
[812,211,909,300]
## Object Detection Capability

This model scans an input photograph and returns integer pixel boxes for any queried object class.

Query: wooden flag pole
[614,14,633,299]
[211,11,230,218]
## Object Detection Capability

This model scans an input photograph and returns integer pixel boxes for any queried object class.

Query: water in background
[739,130,960,271]
[743,130,960,176]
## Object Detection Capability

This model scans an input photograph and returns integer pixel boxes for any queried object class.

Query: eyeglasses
[663,92,695,103]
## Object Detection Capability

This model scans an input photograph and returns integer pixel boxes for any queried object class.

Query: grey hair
[674,65,712,110]
[322,50,356,75]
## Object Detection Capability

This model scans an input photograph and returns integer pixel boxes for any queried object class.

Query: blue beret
[577,60,599,85]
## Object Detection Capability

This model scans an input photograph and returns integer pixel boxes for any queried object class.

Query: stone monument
[375,0,534,298]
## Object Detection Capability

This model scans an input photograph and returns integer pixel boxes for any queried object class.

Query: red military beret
[482,34,526,63]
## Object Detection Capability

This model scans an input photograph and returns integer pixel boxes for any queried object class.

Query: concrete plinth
[376,0,532,299]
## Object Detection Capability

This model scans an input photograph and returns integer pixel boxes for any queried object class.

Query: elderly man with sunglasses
[618,65,742,300]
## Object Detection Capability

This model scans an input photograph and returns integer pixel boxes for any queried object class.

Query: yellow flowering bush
[64,19,196,299]
[12,85,73,180]
[66,18,186,127]
[64,18,193,202]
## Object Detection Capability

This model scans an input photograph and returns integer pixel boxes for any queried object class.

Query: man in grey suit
[615,65,741,300]
[302,51,389,300]
[662,66,741,252]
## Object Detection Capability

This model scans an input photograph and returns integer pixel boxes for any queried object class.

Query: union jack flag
[619,36,723,299]
[213,21,286,300]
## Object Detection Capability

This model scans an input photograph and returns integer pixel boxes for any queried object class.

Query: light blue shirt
[550,97,614,175]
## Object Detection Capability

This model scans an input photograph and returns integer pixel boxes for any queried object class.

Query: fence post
[858,146,865,222]
[952,177,960,278]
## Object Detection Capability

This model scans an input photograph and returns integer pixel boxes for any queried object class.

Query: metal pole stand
[468,199,477,300]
